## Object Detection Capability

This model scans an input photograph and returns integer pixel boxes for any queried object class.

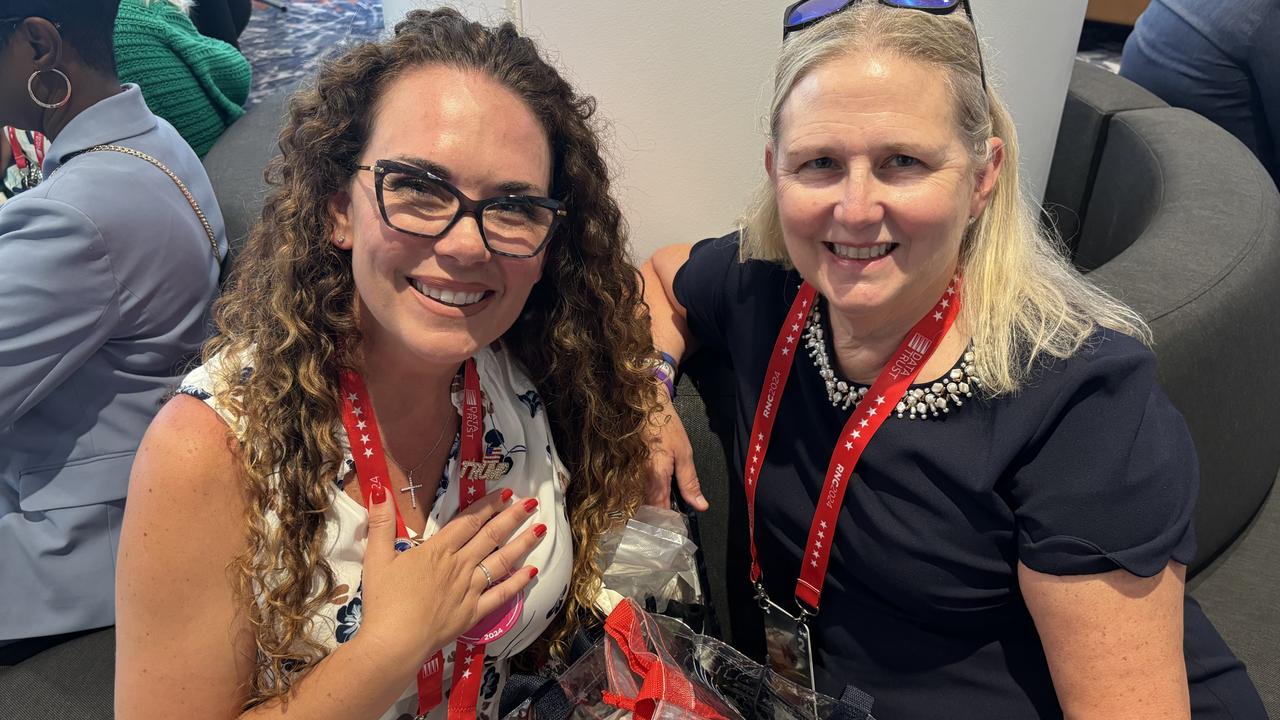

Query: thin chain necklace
[385,417,454,510]
[802,300,980,419]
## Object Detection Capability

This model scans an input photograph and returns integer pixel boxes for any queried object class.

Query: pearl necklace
[801,301,979,419]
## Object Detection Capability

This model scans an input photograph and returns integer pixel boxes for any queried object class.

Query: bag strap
[830,684,876,720]
[71,144,220,263]
[599,599,729,720]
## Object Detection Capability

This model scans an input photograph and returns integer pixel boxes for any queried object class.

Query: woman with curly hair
[114,9,656,719]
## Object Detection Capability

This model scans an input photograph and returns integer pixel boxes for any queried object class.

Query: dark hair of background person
[205,7,658,705]
[190,0,251,48]
[0,0,122,74]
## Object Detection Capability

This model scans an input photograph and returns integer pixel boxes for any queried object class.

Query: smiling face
[332,64,552,372]
[767,51,1000,332]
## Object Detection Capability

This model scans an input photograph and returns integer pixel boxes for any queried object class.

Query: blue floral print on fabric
[335,583,363,644]
[175,386,212,401]
[481,663,501,699]
[516,389,542,418]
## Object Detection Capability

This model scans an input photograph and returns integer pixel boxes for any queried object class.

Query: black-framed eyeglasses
[356,160,567,259]
[781,0,987,91]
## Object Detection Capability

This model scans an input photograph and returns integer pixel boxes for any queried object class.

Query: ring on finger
[477,561,495,589]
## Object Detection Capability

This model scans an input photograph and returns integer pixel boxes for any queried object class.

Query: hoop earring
[28,68,72,110]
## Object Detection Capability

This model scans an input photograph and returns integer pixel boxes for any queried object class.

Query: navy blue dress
[673,234,1265,719]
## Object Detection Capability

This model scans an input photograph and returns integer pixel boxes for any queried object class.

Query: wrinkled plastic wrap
[597,506,702,614]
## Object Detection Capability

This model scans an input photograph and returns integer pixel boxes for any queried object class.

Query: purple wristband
[653,353,678,398]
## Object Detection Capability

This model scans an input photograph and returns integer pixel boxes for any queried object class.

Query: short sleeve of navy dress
[673,233,1264,719]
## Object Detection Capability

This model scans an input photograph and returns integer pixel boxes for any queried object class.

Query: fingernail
[696,494,708,508]
[500,488,513,503]
[533,523,547,538]
[523,498,539,513]
[529,567,539,579]
[371,483,386,505]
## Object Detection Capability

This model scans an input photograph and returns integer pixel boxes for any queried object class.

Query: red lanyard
[339,359,488,718]
[744,278,961,612]
[6,127,45,171]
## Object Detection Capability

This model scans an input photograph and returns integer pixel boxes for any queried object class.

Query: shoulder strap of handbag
[70,144,221,266]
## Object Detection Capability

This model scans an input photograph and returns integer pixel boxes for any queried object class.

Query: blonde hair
[739,3,1149,394]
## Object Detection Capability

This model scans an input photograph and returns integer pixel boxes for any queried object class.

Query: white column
[381,0,518,26]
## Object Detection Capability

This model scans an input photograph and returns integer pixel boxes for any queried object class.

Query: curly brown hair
[204,8,657,705]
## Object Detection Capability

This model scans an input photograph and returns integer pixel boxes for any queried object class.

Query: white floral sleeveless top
[178,343,573,719]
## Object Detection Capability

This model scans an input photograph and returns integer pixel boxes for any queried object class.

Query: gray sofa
[4,61,1277,717]
[679,61,1280,716]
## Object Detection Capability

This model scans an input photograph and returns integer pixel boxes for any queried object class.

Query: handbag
[504,599,876,720]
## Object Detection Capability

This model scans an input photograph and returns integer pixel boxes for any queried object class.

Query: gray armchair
[1054,62,1280,716]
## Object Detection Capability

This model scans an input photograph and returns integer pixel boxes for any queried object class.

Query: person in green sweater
[114,0,251,156]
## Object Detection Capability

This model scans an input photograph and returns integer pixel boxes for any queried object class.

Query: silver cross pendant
[400,473,424,509]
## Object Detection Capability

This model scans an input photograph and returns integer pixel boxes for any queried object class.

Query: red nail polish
[500,488,513,503]
[533,523,548,538]
[524,498,539,513]
[371,483,386,505]
[529,567,539,579]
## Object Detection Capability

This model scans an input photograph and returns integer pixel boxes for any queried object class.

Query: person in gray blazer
[0,0,226,661]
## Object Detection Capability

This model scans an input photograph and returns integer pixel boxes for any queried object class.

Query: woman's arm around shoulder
[639,242,697,363]
[1021,561,1190,720]
[639,243,707,509]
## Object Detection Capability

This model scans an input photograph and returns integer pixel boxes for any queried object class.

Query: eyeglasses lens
[785,0,962,31]
[381,170,554,257]
[885,0,960,8]
[784,0,852,28]
[481,201,556,257]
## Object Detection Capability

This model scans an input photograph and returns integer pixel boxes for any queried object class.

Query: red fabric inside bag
[599,600,729,719]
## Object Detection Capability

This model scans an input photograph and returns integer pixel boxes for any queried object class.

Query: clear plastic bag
[503,599,876,720]
[598,506,702,614]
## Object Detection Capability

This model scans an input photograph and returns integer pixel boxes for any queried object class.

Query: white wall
[382,1,1087,259]
[383,0,515,26]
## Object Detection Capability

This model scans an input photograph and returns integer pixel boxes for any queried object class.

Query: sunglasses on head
[781,0,987,88]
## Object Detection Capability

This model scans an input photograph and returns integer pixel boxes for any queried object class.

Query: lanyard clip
[794,598,818,624]
[754,582,772,610]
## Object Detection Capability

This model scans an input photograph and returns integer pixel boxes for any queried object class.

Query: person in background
[115,0,251,157]
[1121,0,1279,183]
[115,9,656,719]
[642,2,1266,717]
[188,0,252,49]
[0,0,226,662]
[0,126,47,202]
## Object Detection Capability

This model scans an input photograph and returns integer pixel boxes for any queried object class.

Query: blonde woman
[641,2,1265,718]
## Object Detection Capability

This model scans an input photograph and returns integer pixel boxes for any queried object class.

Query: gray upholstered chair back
[1043,60,1166,260]
[201,89,292,271]
[1084,104,1280,570]
[1046,63,1280,570]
